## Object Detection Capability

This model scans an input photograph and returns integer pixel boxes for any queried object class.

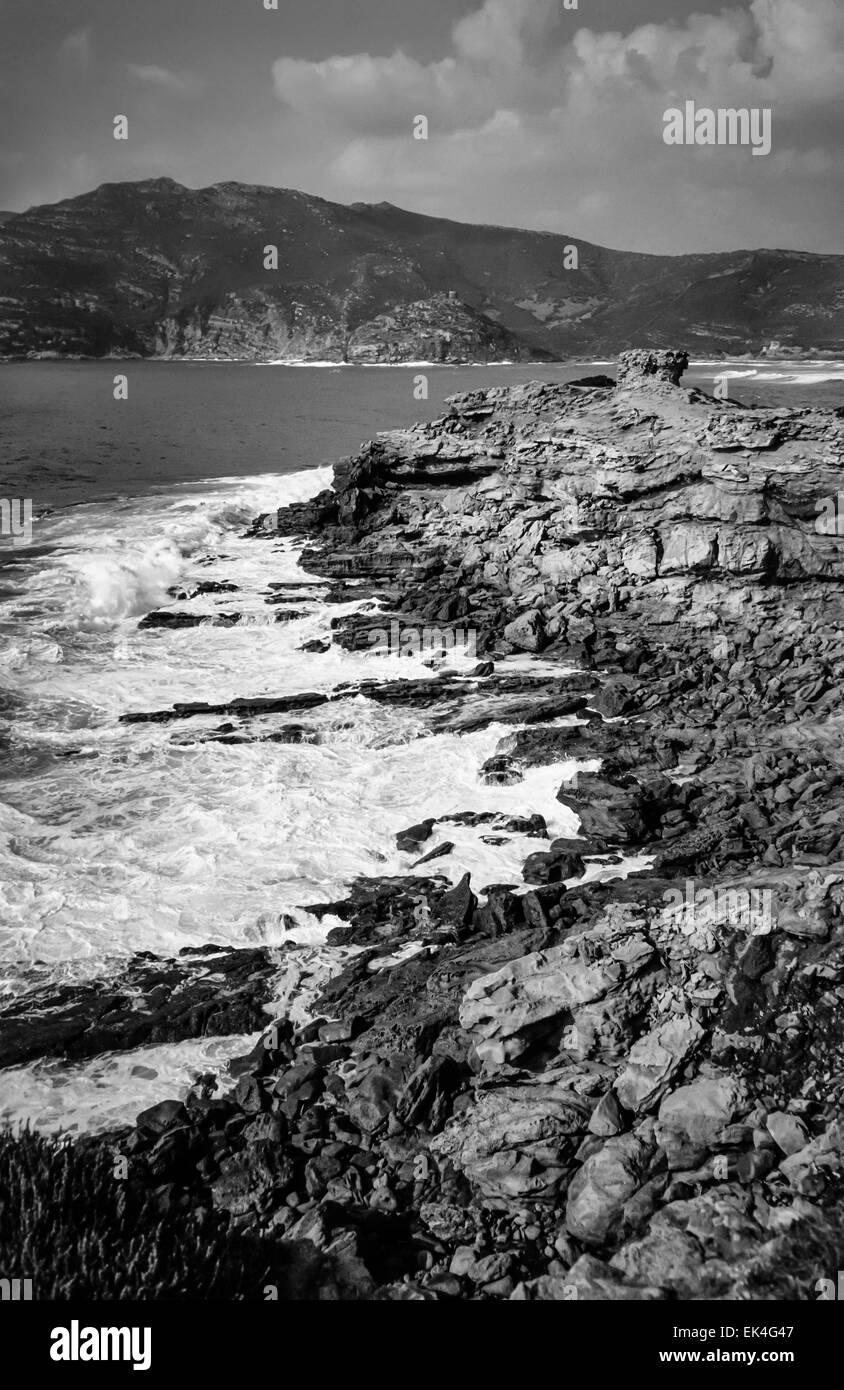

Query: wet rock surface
[0,948,280,1067]
[23,349,844,1300]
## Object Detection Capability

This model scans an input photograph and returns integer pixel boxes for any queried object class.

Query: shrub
[0,1126,286,1300]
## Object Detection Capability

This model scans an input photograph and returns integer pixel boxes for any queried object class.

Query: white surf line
[0,1034,258,1138]
[0,462,656,1135]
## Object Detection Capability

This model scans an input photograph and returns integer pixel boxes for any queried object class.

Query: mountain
[0,178,842,361]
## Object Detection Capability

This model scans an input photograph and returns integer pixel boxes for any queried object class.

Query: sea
[0,360,840,1135]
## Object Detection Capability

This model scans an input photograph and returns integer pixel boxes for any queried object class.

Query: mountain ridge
[1,178,842,362]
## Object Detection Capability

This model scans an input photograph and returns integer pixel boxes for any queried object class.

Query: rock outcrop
[16,348,844,1302]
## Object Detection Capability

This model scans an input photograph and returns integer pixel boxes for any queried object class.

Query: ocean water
[2,360,841,510]
[0,360,840,1134]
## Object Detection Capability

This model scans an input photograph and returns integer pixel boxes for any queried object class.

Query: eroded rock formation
[17,348,844,1301]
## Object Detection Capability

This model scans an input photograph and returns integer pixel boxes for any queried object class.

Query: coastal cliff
[4,350,844,1300]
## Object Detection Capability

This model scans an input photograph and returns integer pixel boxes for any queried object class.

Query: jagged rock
[169,580,238,599]
[766,1111,810,1156]
[588,1090,626,1137]
[548,1254,665,1301]
[503,610,546,652]
[396,819,436,853]
[556,773,652,847]
[609,1227,704,1296]
[778,1123,844,1194]
[654,1076,742,1169]
[522,848,585,885]
[210,1147,294,1217]
[565,1133,652,1246]
[396,1056,462,1131]
[135,1100,188,1136]
[434,873,478,933]
[34,348,844,1305]
[138,611,242,630]
[0,948,280,1069]
[460,923,659,1070]
[614,1016,705,1114]
[510,1276,578,1301]
[343,1055,409,1134]
[419,1204,478,1244]
[431,1071,593,1202]
[616,348,690,388]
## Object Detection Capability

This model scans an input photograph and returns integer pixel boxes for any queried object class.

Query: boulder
[460,927,658,1069]
[503,610,546,652]
[343,1055,409,1133]
[431,1071,592,1203]
[550,1254,665,1301]
[609,1228,704,1296]
[655,1076,742,1169]
[588,1090,627,1137]
[766,1110,809,1156]
[614,1015,705,1114]
[556,773,652,847]
[565,1133,651,1245]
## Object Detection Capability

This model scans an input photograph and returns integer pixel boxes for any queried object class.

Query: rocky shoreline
[3,348,844,1300]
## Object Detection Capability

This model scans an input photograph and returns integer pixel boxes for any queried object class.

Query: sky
[0,0,842,254]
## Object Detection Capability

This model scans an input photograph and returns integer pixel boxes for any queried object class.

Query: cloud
[125,64,203,96]
[451,0,563,66]
[269,0,844,252]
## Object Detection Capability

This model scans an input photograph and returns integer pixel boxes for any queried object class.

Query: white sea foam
[0,461,586,980]
[0,460,617,1131]
[694,363,844,386]
[752,371,844,385]
[2,363,833,1134]
[0,1035,259,1136]
[708,369,759,380]
[0,712,585,972]
[254,360,521,369]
